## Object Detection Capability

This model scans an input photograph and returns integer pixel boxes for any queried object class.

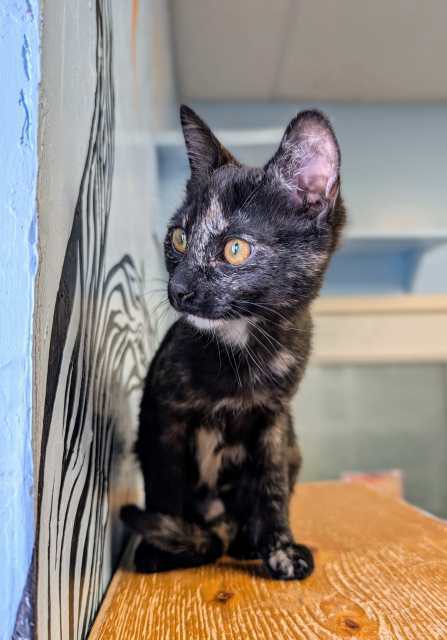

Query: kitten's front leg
[139,412,188,516]
[249,413,314,581]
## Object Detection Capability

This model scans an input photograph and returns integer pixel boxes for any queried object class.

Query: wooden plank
[313,311,447,363]
[314,294,447,315]
[89,483,447,639]
[311,295,447,363]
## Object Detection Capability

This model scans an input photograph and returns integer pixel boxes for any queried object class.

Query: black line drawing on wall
[35,1,154,637]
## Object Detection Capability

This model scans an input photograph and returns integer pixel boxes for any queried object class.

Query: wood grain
[313,294,447,315]
[89,483,447,639]
[312,294,447,363]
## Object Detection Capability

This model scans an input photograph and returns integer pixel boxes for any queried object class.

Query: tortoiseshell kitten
[122,105,346,580]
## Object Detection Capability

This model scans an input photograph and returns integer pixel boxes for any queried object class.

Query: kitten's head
[165,105,345,326]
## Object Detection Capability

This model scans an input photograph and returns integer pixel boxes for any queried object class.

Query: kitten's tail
[120,504,235,558]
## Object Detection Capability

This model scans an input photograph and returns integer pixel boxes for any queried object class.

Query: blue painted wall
[0,1,40,638]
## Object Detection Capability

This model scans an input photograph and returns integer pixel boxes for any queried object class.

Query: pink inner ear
[275,120,340,210]
[268,111,341,212]
[297,155,336,204]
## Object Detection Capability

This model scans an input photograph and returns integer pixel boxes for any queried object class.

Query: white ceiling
[170,0,447,102]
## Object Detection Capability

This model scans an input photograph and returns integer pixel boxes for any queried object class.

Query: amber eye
[172,227,187,253]
[224,238,251,265]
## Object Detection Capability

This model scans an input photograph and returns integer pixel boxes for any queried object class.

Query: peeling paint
[0,0,40,637]
[21,34,31,80]
[19,89,31,146]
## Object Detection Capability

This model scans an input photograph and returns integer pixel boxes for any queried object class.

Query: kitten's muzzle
[168,278,195,311]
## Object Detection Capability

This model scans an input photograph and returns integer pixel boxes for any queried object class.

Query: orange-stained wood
[89,483,447,639]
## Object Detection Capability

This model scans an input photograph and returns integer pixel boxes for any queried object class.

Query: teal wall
[0,1,40,637]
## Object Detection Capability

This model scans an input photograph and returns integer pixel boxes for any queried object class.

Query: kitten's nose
[176,285,194,302]
[170,280,195,308]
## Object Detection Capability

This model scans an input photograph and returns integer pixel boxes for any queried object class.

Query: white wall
[34,1,167,638]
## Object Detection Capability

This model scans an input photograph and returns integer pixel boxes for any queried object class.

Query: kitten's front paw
[265,543,314,580]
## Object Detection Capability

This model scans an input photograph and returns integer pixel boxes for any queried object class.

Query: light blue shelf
[323,234,447,295]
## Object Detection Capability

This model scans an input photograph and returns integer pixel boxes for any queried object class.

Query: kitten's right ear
[180,105,239,182]
[266,110,341,216]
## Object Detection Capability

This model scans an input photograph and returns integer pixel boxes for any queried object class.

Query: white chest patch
[186,315,250,347]
[216,318,250,347]
[195,428,247,489]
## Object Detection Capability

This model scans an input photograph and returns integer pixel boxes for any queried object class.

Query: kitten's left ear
[180,105,239,182]
[266,110,341,215]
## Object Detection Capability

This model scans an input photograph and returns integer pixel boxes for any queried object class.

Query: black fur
[121,105,346,580]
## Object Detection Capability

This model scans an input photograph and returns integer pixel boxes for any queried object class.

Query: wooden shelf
[312,293,447,363]
[89,482,447,639]
[314,293,447,315]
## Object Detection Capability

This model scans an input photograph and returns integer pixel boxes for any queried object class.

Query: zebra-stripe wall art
[34,1,156,637]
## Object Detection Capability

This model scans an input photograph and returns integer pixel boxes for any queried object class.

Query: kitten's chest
[194,427,246,490]
[182,334,301,402]
[192,426,247,523]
